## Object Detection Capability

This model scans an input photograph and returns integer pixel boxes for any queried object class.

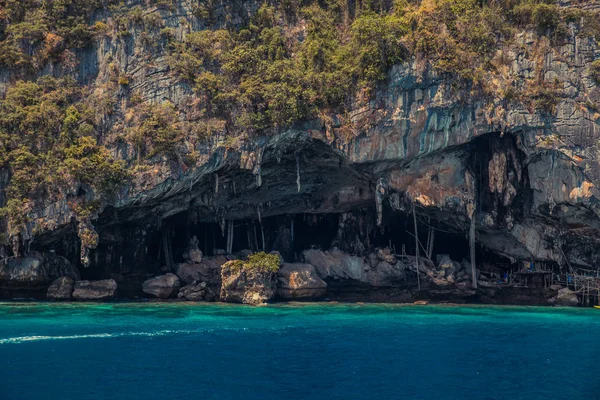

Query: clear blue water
[0,302,598,400]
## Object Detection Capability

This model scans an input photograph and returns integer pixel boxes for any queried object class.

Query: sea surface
[0,302,598,400]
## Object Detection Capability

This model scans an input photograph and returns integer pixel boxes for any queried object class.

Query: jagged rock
[220,260,278,305]
[277,263,327,300]
[178,281,216,301]
[72,279,117,300]
[174,256,227,285]
[549,288,579,306]
[302,249,366,283]
[47,277,75,300]
[142,273,180,299]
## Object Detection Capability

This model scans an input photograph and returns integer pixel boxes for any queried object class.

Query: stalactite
[291,218,295,243]
[214,174,219,194]
[253,146,265,187]
[295,151,301,192]
[375,178,386,227]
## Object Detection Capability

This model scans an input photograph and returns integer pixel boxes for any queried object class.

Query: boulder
[302,249,366,283]
[220,256,279,305]
[47,277,75,300]
[178,281,216,301]
[174,256,227,285]
[550,288,579,306]
[365,261,407,287]
[142,273,180,299]
[72,279,117,300]
[277,263,327,300]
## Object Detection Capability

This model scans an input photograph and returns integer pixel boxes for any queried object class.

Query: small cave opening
[370,208,473,263]
[467,132,533,223]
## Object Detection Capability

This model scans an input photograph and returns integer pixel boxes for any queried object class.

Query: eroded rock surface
[220,261,277,305]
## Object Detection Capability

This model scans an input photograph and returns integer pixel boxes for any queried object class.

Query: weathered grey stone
[177,281,216,301]
[0,253,47,284]
[302,249,366,283]
[277,263,327,300]
[47,277,75,300]
[174,256,226,285]
[142,273,180,299]
[72,280,117,300]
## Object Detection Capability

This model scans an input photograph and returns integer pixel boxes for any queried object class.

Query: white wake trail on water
[0,329,209,344]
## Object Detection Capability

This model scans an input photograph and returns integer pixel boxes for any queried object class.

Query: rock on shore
[72,279,117,300]
[277,263,327,300]
[47,277,75,300]
[142,273,180,299]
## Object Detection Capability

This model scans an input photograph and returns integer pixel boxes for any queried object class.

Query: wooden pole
[412,202,421,291]
[470,213,478,289]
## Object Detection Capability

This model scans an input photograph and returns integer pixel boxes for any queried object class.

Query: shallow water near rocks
[0,302,598,400]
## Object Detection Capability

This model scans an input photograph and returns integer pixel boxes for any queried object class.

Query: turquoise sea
[0,302,598,400]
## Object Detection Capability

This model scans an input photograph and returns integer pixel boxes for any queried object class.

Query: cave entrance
[163,212,339,264]
[371,209,472,263]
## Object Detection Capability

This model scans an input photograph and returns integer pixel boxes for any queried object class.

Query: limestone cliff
[0,0,600,299]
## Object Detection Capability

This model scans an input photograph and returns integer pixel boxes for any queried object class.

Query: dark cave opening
[467,132,533,222]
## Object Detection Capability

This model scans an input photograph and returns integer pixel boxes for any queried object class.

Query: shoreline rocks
[142,273,180,299]
[72,279,117,300]
[47,277,75,300]
[277,263,327,300]
[178,281,217,301]
[220,253,280,305]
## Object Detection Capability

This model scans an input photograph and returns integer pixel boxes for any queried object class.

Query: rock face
[1,1,599,304]
[0,253,47,284]
[47,277,75,300]
[72,280,117,300]
[178,281,217,301]
[220,261,277,305]
[277,263,327,300]
[142,273,180,299]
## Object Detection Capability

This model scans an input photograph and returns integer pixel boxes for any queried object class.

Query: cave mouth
[79,207,506,276]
